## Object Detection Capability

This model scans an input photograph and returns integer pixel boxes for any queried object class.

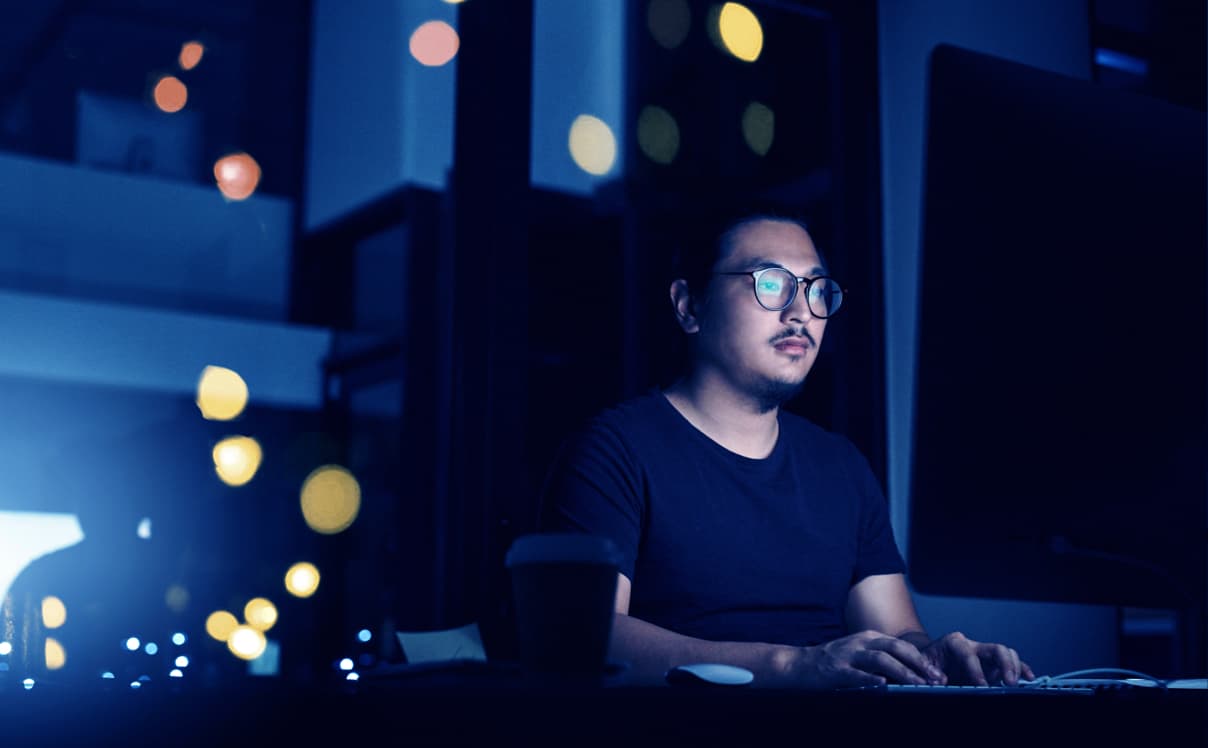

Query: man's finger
[871,637,944,682]
[857,649,927,685]
[959,649,987,686]
[835,666,886,689]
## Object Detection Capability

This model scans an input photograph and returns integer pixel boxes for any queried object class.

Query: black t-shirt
[538,390,905,647]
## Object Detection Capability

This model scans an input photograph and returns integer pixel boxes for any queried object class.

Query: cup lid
[505,533,622,567]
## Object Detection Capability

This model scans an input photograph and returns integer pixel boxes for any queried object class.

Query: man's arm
[845,573,1033,685]
[611,573,939,688]
[845,572,929,642]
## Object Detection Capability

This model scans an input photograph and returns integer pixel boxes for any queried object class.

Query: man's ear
[670,279,701,334]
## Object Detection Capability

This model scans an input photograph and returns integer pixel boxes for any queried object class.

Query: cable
[1022,667,1167,689]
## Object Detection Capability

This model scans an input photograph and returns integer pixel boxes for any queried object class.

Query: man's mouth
[773,337,811,354]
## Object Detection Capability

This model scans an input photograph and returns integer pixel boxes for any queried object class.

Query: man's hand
[777,630,947,689]
[915,631,1035,686]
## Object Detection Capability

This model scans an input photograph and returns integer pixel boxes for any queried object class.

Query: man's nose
[779,280,812,323]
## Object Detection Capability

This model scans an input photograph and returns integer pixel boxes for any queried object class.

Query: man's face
[691,219,829,410]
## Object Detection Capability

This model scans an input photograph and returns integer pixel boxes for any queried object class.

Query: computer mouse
[665,663,755,687]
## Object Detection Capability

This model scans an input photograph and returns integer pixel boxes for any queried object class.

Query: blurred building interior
[0,0,1202,690]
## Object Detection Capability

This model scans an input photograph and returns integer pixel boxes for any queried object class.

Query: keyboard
[883,683,1091,695]
[872,677,1173,695]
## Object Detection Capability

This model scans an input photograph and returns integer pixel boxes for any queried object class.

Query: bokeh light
[165,584,190,614]
[144,642,158,655]
[741,101,774,155]
[568,115,617,176]
[44,638,65,670]
[205,610,239,642]
[285,562,321,598]
[137,517,152,540]
[179,41,204,70]
[172,633,187,646]
[41,596,66,629]
[300,466,361,534]
[212,436,263,487]
[357,629,371,643]
[637,105,680,165]
[175,655,189,667]
[152,75,188,113]
[0,642,12,655]
[170,669,183,678]
[244,597,278,632]
[716,2,763,62]
[22,678,34,690]
[196,366,249,421]
[339,658,353,671]
[213,152,262,201]
[125,637,141,651]
[227,625,267,661]
[409,20,459,67]
[647,0,691,49]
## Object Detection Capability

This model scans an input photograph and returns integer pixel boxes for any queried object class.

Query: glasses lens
[754,268,796,310]
[807,278,843,318]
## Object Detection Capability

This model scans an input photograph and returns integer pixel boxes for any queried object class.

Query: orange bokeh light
[179,41,205,71]
[153,75,188,113]
[213,153,262,201]
[409,20,459,67]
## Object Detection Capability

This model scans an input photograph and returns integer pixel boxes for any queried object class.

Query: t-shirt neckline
[652,388,786,469]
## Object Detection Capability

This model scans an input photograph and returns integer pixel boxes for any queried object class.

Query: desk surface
[2,671,1204,747]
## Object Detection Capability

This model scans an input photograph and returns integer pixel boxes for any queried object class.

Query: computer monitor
[908,45,1206,614]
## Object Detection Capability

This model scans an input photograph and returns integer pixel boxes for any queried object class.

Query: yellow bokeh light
[285,562,321,598]
[568,115,617,177]
[153,75,188,113]
[212,436,263,487]
[647,0,691,50]
[213,152,262,201]
[637,105,680,165]
[41,596,66,629]
[300,466,361,534]
[205,610,239,642]
[409,20,459,67]
[179,41,204,70]
[227,625,267,661]
[44,638,66,670]
[717,2,763,63]
[244,597,278,632]
[165,584,190,614]
[196,365,249,421]
[741,101,774,156]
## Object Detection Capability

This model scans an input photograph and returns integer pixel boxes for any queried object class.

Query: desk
[2,671,1204,746]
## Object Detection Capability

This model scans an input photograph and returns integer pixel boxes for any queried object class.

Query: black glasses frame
[714,268,847,317]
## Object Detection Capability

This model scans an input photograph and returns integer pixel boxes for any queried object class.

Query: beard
[749,372,808,413]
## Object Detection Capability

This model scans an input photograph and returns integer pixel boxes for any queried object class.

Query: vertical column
[446,0,534,650]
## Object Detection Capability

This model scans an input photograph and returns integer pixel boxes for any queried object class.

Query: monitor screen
[908,45,1206,612]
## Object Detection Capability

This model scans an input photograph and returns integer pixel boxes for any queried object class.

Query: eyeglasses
[714,267,846,318]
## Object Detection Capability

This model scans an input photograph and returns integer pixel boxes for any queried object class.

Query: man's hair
[669,208,825,304]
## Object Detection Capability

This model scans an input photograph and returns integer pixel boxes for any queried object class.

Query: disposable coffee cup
[505,533,621,675]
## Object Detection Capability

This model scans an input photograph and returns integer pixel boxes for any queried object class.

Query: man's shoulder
[580,388,671,432]
[558,389,681,461]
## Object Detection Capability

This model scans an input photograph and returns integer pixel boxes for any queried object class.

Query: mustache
[769,328,816,347]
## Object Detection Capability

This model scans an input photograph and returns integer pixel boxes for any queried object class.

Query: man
[538,213,1033,689]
